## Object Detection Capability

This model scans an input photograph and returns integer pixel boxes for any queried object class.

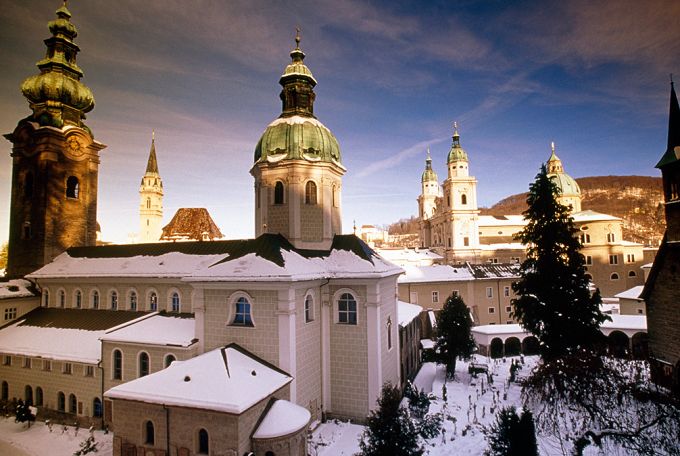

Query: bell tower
[139,132,164,243]
[657,81,680,241]
[251,32,345,250]
[4,3,105,278]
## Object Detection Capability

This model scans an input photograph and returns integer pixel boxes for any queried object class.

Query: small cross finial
[453,121,458,133]
[295,27,301,49]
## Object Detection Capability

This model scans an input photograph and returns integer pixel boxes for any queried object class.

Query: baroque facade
[418,129,647,298]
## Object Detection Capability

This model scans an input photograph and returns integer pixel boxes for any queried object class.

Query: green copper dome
[547,145,581,196]
[254,116,342,164]
[20,3,94,129]
[421,151,438,182]
[447,128,468,163]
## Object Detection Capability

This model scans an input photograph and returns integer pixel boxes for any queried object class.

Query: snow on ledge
[252,399,311,439]
[398,301,422,327]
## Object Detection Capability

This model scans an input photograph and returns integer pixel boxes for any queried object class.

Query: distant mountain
[481,176,665,246]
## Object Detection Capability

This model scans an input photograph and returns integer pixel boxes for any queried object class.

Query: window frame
[148,290,159,312]
[138,351,150,377]
[305,180,318,205]
[91,289,100,309]
[432,291,439,304]
[66,176,79,199]
[129,289,138,311]
[112,349,123,380]
[304,293,314,323]
[274,181,285,205]
[170,290,181,313]
[335,290,359,325]
[110,289,119,310]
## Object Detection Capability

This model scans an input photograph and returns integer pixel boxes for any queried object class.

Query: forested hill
[481,176,665,246]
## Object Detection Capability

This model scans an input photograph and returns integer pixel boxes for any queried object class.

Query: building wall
[399,316,421,388]
[294,286,322,422]
[0,296,40,325]
[0,354,100,420]
[619,297,646,316]
[379,277,400,396]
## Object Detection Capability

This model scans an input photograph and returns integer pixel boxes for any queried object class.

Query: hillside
[481,176,665,246]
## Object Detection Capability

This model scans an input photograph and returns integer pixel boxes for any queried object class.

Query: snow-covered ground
[310,355,616,455]
[0,419,112,456]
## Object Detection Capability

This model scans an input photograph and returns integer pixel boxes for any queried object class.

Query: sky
[1,0,678,243]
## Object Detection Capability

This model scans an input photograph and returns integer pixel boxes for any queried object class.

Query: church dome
[254,116,342,164]
[447,127,468,163]
[421,150,438,182]
[547,144,581,197]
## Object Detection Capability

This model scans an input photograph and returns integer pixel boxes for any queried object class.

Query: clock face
[67,136,83,156]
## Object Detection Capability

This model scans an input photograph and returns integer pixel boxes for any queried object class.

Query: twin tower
[5,5,345,278]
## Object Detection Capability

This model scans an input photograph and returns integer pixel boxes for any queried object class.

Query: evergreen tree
[435,293,476,377]
[485,406,538,456]
[360,383,422,456]
[511,164,608,361]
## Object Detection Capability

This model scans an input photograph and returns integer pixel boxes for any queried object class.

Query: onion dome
[447,123,468,163]
[421,148,438,182]
[254,31,342,166]
[547,142,581,196]
[20,2,94,129]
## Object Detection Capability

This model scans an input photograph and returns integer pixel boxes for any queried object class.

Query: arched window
[585,273,593,281]
[171,292,180,313]
[274,181,284,205]
[387,317,393,350]
[59,290,65,308]
[92,290,100,309]
[461,194,467,205]
[305,181,317,205]
[25,385,33,405]
[66,176,79,198]
[305,295,314,323]
[232,297,253,326]
[198,428,209,454]
[75,290,82,308]
[93,398,102,417]
[139,352,150,377]
[130,291,138,311]
[110,291,118,310]
[146,198,151,209]
[69,393,77,414]
[338,293,357,325]
[1,381,7,401]
[332,184,337,207]
[57,392,65,412]
[610,273,620,280]
[164,354,176,368]
[35,387,43,406]
[24,172,34,198]
[628,270,637,277]
[113,350,122,380]
[149,292,158,311]
[43,290,49,307]
[145,421,155,445]
[22,221,32,240]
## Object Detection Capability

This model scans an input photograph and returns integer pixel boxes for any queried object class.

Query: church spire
[447,121,468,163]
[656,79,680,168]
[146,131,159,174]
[20,2,94,129]
[422,147,438,183]
[279,29,317,118]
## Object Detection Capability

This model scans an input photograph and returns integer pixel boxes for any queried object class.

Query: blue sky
[1,0,678,243]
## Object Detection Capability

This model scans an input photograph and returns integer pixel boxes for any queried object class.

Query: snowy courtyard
[0,419,112,456]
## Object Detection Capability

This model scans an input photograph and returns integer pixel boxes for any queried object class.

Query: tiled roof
[161,208,223,241]
[468,263,520,279]
[14,307,147,331]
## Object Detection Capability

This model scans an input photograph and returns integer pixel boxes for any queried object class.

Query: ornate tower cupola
[447,122,469,178]
[546,142,582,213]
[656,80,680,241]
[4,2,105,278]
[139,132,164,243]
[418,149,439,220]
[251,31,345,250]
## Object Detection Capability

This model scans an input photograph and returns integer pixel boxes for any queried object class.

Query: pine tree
[516,408,538,456]
[435,293,476,377]
[485,407,538,456]
[511,164,608,361]
[359,383,422,456]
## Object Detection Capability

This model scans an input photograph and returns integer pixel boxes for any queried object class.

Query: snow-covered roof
[477,243,525,251]
[101,313,196,347]
[602,314,646,331]
[252,399,311,439]
[420,339,435,350]
[399,264,473,283]
[614,286,644,301]
[428,310,437,329]
[105,344,292,414]
[0,279,37,300]
[0,308,148,363]
[28,234,402,282]
[478,215,526,227]
[572,210,620,222]
[377,248,443,262]
[398,301,422,327]
[471,323,524,336]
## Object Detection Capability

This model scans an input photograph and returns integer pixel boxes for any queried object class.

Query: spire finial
[427,147,431,159]
[551,141,555,153]
[152,129,155,141]
[671,73,674,87]
[453,121,458,135]
[295,27,301,49]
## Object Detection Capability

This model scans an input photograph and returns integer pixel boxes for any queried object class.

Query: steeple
[279,29,317,118]
[421,148,438,183]
[447,122,468,163]
[146,131,160,174]
[656,80,680,169]
[657,80,680,241]
[547,141,564,173]
[20,1,94,129]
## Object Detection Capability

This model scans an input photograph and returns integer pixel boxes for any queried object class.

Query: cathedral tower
[418,149,440,246]
[547,142,582,212]
[139,132,164,243]
[441,124,480,253]
[656,81,680,241]
[4,3,105,278]
[251,33,345,250]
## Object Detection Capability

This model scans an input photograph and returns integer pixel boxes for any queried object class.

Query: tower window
[146,198,151,209]
[274,181,284,205]
[387,317,393,350]
[22,222,32,240]
[24,172,34,198]
[305,181,317,205]
[66,176,79,199]
[461,194,467,205]
[464,237,470,247]
[332,184,338,207]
